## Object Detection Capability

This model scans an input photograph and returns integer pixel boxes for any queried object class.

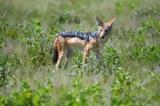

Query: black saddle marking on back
[59,31,98,42]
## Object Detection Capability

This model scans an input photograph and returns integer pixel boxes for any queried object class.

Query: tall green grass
[0,0,160,105]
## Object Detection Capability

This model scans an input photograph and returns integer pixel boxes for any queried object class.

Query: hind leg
[55,50,64,70]
[64,49,73,68]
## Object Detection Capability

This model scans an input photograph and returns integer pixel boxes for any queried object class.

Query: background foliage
[0,0,160,105]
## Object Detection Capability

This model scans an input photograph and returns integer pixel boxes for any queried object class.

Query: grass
[0,0,160,105]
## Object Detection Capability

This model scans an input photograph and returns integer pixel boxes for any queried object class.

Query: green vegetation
[0,0,160,105]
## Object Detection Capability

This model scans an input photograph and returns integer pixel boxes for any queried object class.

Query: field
[0,0,160,105]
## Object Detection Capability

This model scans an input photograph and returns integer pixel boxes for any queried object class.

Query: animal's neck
[98,34,110,48]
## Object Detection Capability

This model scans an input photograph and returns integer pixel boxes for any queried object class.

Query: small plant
[129,46,160,63]
[0,81,54,106]
[21,19,53,66]
[59,78,105,106]
[0,52,9,87]
[103,47,120,72]
[111,67,139,106]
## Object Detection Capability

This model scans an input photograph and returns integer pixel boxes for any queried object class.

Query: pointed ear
[96,16,103,26]
[108,16,117,25]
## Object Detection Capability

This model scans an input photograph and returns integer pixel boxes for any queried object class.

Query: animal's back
[59,31,98,41]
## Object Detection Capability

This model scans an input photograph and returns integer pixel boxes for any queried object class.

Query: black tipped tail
[52,47,58,64]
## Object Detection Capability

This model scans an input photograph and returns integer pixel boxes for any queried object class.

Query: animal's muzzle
[101,36,104,39]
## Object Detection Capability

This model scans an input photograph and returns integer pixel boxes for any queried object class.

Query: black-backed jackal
[52,16,116,69]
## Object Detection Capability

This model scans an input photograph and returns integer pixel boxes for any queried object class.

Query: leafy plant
[0,81,54,106]
[129,46,160,63]
[59,78,105,106]
[0,52,9,87]
[21,19,53,66]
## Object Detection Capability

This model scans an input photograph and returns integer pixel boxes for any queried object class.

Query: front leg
[95,50,101,60]
[95,49,103,66]
[83,47,91,64]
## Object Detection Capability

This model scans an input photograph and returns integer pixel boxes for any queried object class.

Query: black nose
[101,36,104,39]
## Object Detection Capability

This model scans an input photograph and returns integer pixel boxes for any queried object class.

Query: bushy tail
[52,38,58,64]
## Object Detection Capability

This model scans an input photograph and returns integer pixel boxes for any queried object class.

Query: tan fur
[52,16,116,69]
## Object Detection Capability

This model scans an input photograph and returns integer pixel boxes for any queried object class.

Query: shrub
[0,81,54,106]
[129,46,160,63]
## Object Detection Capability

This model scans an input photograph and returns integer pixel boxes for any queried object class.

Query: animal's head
[96,16,116,39]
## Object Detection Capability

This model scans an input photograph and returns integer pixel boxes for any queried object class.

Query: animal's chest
[97,37,109,49]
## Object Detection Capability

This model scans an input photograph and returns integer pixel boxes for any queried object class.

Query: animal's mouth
[102,31,111,39]
[105,31,110,35]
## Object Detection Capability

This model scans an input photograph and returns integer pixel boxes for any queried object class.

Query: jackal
[52,16,116,69]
